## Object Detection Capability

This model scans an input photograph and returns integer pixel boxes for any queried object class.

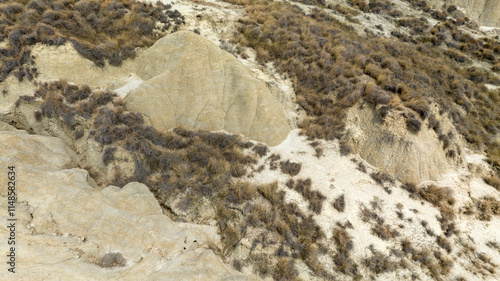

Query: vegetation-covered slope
[226,0,500,184]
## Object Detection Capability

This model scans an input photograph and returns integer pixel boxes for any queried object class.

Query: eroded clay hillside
[0,0,499,280]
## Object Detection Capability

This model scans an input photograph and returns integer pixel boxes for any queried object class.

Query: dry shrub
[437,235,452,253]
[371,223,400,240]
[398,17,429,33]
[280,160,302,176]
[484,176,500,191]
[493,63,500,72]
[273,258,298,280]
[252,143,268,157]
[406,116,422,132]
[333,194,345,212]
[370,171,395,186]
[250,254,272,278]
[339,140,353,156]
[257,182,283,206]
[363,245,398,274]
[332,226,359,277]
[418,185,454,208]
[286,178,326,214]
[476,196,500,221]
[98,252,126,268]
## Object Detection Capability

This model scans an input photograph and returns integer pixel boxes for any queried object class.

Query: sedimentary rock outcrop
[126,31,291,146]
[0,123,256,280]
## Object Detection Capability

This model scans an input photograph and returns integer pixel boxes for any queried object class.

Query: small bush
[232,259,243,272]
[406,116,422,132]
[102,147,117,166]
[363,245,398,274]
[252,143,268,157]
[371,223,400,240]
[332,226,358,276]
[370,171,395,186]
[273,258,298,280]
[476,196,500,221]
[280,160,302,176]
[333,194,345,212]
[74,127,84,139]
[251,254,272,278]
[314,146,324,158]
[484,176,500,191]
[437,235,452,253]
[339,140,353,156]
[418,185,454,207]
[286,178,326,214]
[401,182,417,195]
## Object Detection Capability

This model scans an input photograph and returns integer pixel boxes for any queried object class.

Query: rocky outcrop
[428,0,500,27]
[0,124,256,280]
[125,31,291,146]
[345,104,459,184]
[453,0,500,27]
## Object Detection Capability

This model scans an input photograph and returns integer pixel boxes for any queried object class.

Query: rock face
[0,123,256,281]
[126,31,291,146]
[454,0,500,27]
[345,105,457,184]
[428,0,500,27]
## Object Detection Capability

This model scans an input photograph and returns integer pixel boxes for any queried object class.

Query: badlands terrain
[0,0,500,280]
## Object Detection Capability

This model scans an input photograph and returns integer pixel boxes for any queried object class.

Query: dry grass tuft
[332,226,359,277]
[475,196,500,221]
[484,176,500,191]
[286,178,326,214]
[273,258,298,280]
[363,245,398,274]
[333,194,345,212]
[370,171,395,186]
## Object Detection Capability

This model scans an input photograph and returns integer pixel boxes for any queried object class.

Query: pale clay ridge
[345,104,455,183]
[451,0,500,27]
[0,122,257,281]
[126,31,291,146]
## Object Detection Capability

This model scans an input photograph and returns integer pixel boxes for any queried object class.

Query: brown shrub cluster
[398,17,429,34]
[413,184,457,236]
[363,245,398,274]
[0,0,184,81]
[332,194,345,212]
[370,171,395,186]
[401,239,454,279]
[280,160,302,176]
[286,178,326,214]
[484,175,500,191]
[360,204,400,240]
[332,226,359,277]
[475,196,500,221]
